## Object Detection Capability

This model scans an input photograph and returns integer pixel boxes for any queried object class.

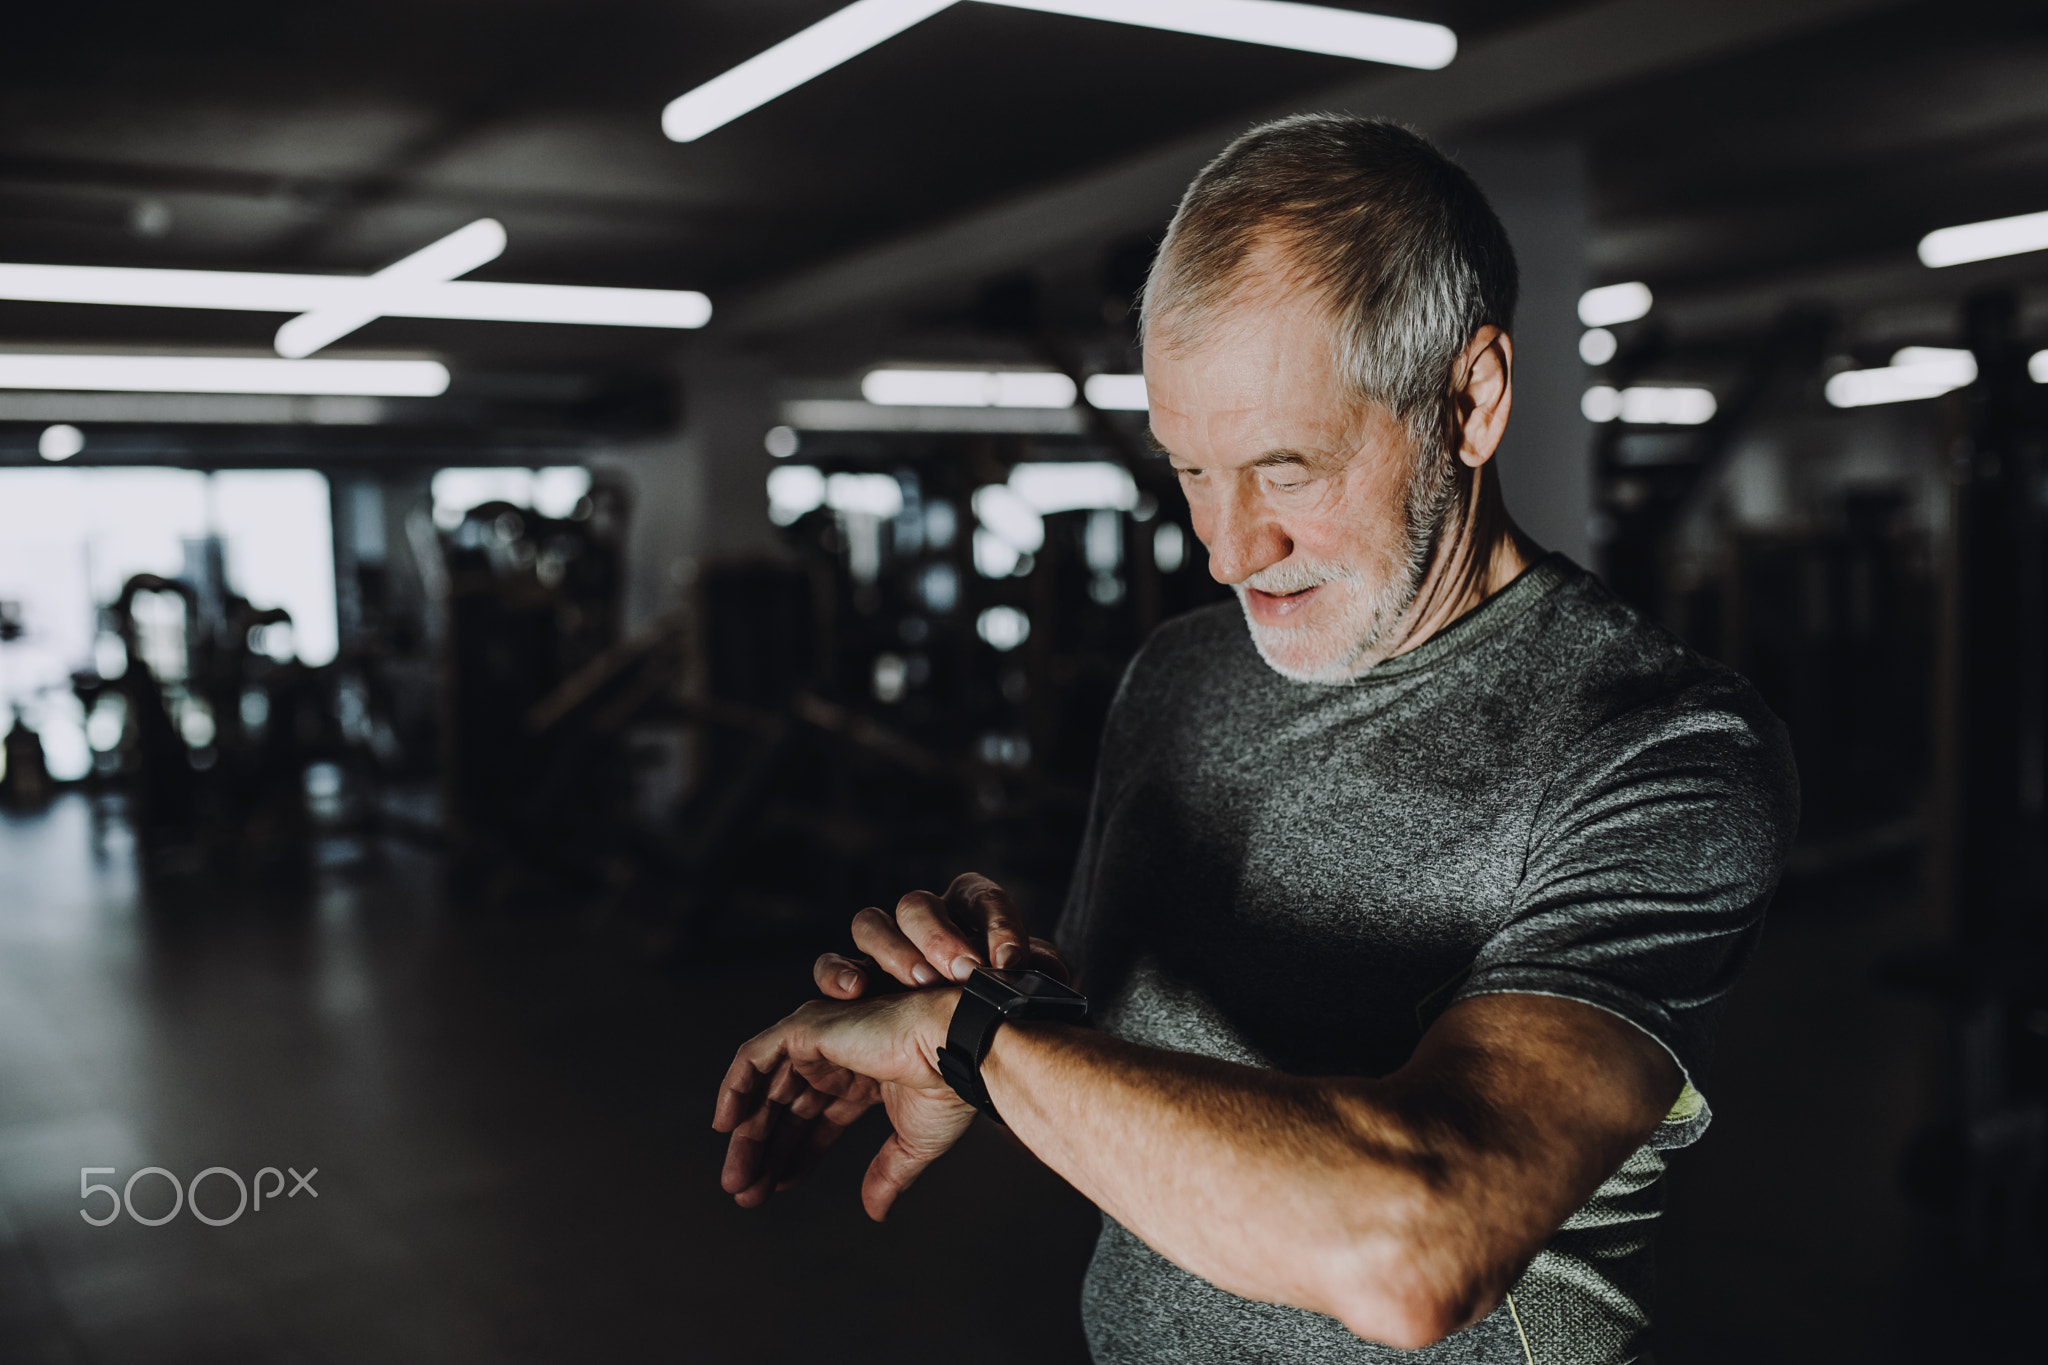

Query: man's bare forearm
[978,1024,1480,1346]
[977,997,1675,1349]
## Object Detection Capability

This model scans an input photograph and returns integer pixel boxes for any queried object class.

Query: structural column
[597,348,783,633]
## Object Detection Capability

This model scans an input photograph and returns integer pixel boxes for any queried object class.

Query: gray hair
[1141,114,1519,459]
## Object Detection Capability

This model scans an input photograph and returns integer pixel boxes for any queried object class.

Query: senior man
[713,115,1797,1364]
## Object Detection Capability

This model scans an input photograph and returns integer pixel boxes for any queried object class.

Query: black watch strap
[936,985,1009,1124]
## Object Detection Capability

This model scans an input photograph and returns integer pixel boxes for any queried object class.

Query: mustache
[1239,558,1360,596]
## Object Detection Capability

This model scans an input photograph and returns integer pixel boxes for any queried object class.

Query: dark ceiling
[1564,0,2048,299]
[0,1,1568,357]
[0,0,2043,378]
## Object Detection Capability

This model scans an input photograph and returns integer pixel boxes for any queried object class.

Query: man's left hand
[812,873,1068,1001]
[713,987,973,1221]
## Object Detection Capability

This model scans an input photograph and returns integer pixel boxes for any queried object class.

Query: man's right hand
[813,871,1069,1000]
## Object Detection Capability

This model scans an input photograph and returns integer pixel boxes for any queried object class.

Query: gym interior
[0,2,2042,1361]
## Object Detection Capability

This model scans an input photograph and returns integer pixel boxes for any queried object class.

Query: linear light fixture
[665,0,954,142]
[1824,347,1976,408]
[1083,373,1148,410]
[663,0,1456,142]
[764,465,907,525]
[1577,282,1652,329]
[781,398,1085,434]
[1917,209,2048,268]
[0,263,711,331]
[1581,385,1715,426]
[862,367,1077,408]
[1008,460,1138,512]
[277,219,507,357]
[992,1,1457,63]
[0,354,451,396]
[0,392,386,425]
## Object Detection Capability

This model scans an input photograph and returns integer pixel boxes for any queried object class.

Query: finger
[808,1071,880,1128]
[738,1106,824,1208]
[851,905,944,988]
[724,1085,792,1192]
[860,1130,946,1222]
[894,889,984,983]
[730,1075,849,1196]
[946,873,1028,971]
[821,1081,879,1126]
[1024,936,1071,983]
[734,1058,796,1143]
[765,1058,808,1108]
[813,952,871,999]
[722,1126,774,1197]
[788,1062,863,1119]
[712,1032,785,1132]
[730,1085,826,1203]
[858,1091,980,1221]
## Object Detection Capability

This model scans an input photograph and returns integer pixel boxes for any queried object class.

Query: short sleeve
[1452,684,1799,1148]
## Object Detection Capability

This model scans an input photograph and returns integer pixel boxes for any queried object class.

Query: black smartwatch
[936,968,1089,1124]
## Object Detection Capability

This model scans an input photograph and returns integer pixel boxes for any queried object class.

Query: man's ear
[1451,326,1513,470]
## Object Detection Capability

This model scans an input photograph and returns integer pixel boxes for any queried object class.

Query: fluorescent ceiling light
[1083,373,1148,410]
[1008,461,1137,513]
[278,218,506,358]
[1891,346,1975,370]
[862,368,1077,408]
[780,398,1085,434]
[1917,209,2048,268]
[764,465,907,524]
[972,483,1046,552]
[664,0,954,142]
[974,528,1024,578]
[0,392,386,425]
[826,471,906,518]
[767,464,827,525]
[663,0,1455,142]
[0,263,711,331]
[0,354,449,396]
[1577,282,1653,329]
[1581,385,1716,425]
[1824,347,1977,408]
[987,1,1456,65]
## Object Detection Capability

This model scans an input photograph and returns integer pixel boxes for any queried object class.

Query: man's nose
[1200,480,1290,586]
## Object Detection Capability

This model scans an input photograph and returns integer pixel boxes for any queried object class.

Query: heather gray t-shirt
[1054,555,1798,1365]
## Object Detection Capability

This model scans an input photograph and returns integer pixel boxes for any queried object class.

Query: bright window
[0,467,337,778]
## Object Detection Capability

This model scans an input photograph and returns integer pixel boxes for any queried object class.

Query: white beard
[1231,455,1454,684]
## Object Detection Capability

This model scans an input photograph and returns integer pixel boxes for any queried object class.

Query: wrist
[933,968,1090,1123]
[914,986,963,1076]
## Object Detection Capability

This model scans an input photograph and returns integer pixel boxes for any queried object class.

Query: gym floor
[0,794,1973,1363]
